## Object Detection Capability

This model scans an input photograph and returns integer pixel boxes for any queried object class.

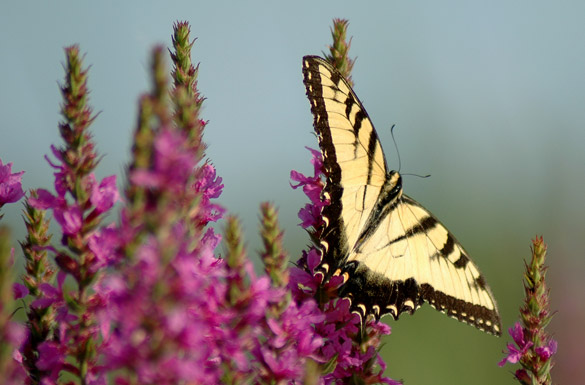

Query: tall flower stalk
[499,236,557,384]
[290,19,399,385]
[97,28,224,382]
[0,159,26,383]
[0,228,27,384]
[18,189,55,382]
[16,45,121,384]
[96,22,323,385]
[324,18,356,86]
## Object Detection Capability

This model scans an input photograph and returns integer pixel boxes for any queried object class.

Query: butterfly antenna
[402,172,431,179]
[390,124,401,172]
[390,125,430,179]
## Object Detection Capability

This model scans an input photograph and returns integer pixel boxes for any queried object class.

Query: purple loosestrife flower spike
[19,189,56,382]
[96,23,237,385]
[0,227,27,384]
[126,48,172,228]
[223,214,325,384]
[324,19,355,87]
[21,45,120,384]
[291,148,397,385]
[256,203,325,383]
[260,202,289,292]
[222,216,263,382]
[171,21,206,164]
[499,236,556,385]
[290,19,400,385]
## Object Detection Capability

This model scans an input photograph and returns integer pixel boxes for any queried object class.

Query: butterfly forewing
[303,56,387,252]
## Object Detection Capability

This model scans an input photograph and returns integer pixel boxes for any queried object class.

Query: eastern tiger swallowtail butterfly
[302,55,501,335]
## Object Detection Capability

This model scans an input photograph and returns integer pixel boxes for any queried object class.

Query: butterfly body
[302,55,501,335]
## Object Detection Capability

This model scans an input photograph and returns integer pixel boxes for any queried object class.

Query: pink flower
[27,189,60,209]
[88,225,121,270]
[28,189,83,235]
[535,339,558,360]
[290,148,397,384]
[90,175,120,213]
[499,342,532,366]
[130,128,197,192]
[0,159,25,205]
[45,145,68,197]
[498,322,534,366]
[12,283,28,299]
[193,163,225,224]
[36,341,67,381]
[53,204,83,235]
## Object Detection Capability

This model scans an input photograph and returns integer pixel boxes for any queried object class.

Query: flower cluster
[499,322,557,369]
[0,224,27,384]
[0,160,25,209]
[499,237,557,385]
[290,149,399,385]
[61,22,319,383]
[0,21,333,385]
[0,152,29,384]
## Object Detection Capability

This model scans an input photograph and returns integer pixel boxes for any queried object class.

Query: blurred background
[1,1,583,384]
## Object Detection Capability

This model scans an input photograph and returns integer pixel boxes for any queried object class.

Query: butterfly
[302,55,501,335]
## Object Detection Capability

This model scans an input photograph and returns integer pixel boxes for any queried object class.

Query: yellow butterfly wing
[302,55,501,335]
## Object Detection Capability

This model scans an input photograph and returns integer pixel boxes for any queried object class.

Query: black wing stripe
[345,94,362,159]
[302,57,348,264]
[439,235,470,269]
[365,124,378,185]
[453,254,470,269]
[421,283,500,334]
[385,215,438,247]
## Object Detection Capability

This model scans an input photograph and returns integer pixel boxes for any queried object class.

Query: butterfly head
[387,170,403,200]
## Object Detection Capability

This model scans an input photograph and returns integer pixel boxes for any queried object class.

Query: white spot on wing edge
[386,305,398,318]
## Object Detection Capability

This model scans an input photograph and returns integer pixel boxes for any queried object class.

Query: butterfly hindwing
[350,195,501,334]
[302,55,501,335]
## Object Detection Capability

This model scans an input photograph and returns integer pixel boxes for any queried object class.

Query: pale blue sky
[1,2,584,383]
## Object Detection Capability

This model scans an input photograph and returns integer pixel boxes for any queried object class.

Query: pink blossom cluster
[0,51,329,383]
[0,160,25,207]
[290,148,400,385]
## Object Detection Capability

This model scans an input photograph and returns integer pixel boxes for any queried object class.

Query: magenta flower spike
[15,45,120,384]
[0,227,27,384]
[291,148,397,385]
[94,24,326,381]
[499,237,557,385]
